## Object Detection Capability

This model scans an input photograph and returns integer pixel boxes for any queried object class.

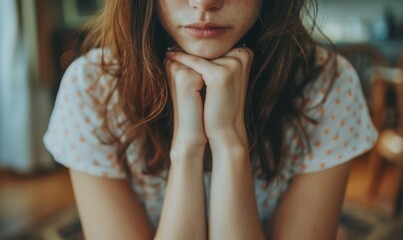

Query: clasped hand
[164,48,253,155]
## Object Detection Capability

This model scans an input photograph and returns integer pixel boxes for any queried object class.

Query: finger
[165,51,218,78]
[224,47,254,64]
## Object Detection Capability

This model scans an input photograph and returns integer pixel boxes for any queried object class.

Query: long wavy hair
[81,0,333,182]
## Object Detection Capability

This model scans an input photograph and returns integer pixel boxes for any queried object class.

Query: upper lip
[183,22,229,29]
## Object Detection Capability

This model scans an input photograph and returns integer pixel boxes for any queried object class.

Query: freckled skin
[156,0,262,59]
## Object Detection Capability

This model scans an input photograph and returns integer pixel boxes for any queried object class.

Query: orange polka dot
[93,160,100,167]
[330,114,336,120]
[334,98,341,106]
[352,146,357,151]
[86,74,92,81]
[307,152,313,161]
[340,119,346,127]
[300,163,307,171]
[323,128,329,135]
[84,117,91,124]
[343,141,349,148]
[348,89,353,97]
[338,154,343,160]
[326,149,333,155]
[315,140,321,148]
[79,102,85,109]
[333,134,339,141]
[80,136,85,143]
[320,163,326,169]
[345,105,351,112]
[107,152,115,161]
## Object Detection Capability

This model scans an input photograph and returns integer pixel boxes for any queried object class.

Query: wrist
[170,143,206,164]
[209,139,249,162]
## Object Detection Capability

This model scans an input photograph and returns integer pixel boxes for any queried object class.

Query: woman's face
[156,0,262,59]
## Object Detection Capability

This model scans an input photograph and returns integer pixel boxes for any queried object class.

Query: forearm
[209,144,265,240]
[155,147,207,240]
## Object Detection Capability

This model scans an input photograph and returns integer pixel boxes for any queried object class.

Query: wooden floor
[0,155,400,238]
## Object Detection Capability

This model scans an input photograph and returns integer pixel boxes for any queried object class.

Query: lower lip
[182,27,229,38]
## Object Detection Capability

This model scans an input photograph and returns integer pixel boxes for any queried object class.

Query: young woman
[44,0,378,239]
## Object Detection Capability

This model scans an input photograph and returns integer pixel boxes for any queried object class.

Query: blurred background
[0,0,403,239]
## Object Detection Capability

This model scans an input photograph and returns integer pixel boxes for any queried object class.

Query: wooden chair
[366,55,403,217]
[339,45,403,215]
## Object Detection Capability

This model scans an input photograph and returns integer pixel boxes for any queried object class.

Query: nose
[189,0,223,11]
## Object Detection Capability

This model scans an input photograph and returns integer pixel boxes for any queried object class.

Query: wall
[316,0,403,43]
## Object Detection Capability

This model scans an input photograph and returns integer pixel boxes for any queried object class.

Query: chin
[183,44,232,60]
[193,51,226,60]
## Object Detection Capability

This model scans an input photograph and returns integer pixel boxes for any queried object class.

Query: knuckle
[225,58,241,72]
[238,48,253,62]
[175,69,189,86]
[175,69,201,89]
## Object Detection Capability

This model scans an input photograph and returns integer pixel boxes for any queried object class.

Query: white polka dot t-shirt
[43,48,378,227]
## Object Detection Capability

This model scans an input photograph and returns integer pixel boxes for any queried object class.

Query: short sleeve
[43,49,126,179]
[287,53,378,174]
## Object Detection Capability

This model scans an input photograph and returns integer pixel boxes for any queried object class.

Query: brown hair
[82,0,333,181]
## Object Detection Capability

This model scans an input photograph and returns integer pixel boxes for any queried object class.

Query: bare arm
[155,57,208,239]
[270,162,352,240]
[71,158,206,240]
[155,147,206,240]
[209,144,264,239]
[70,170,155,240]
[166,47,264,239]
[71,149,206,240]
[71,54,208,240]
